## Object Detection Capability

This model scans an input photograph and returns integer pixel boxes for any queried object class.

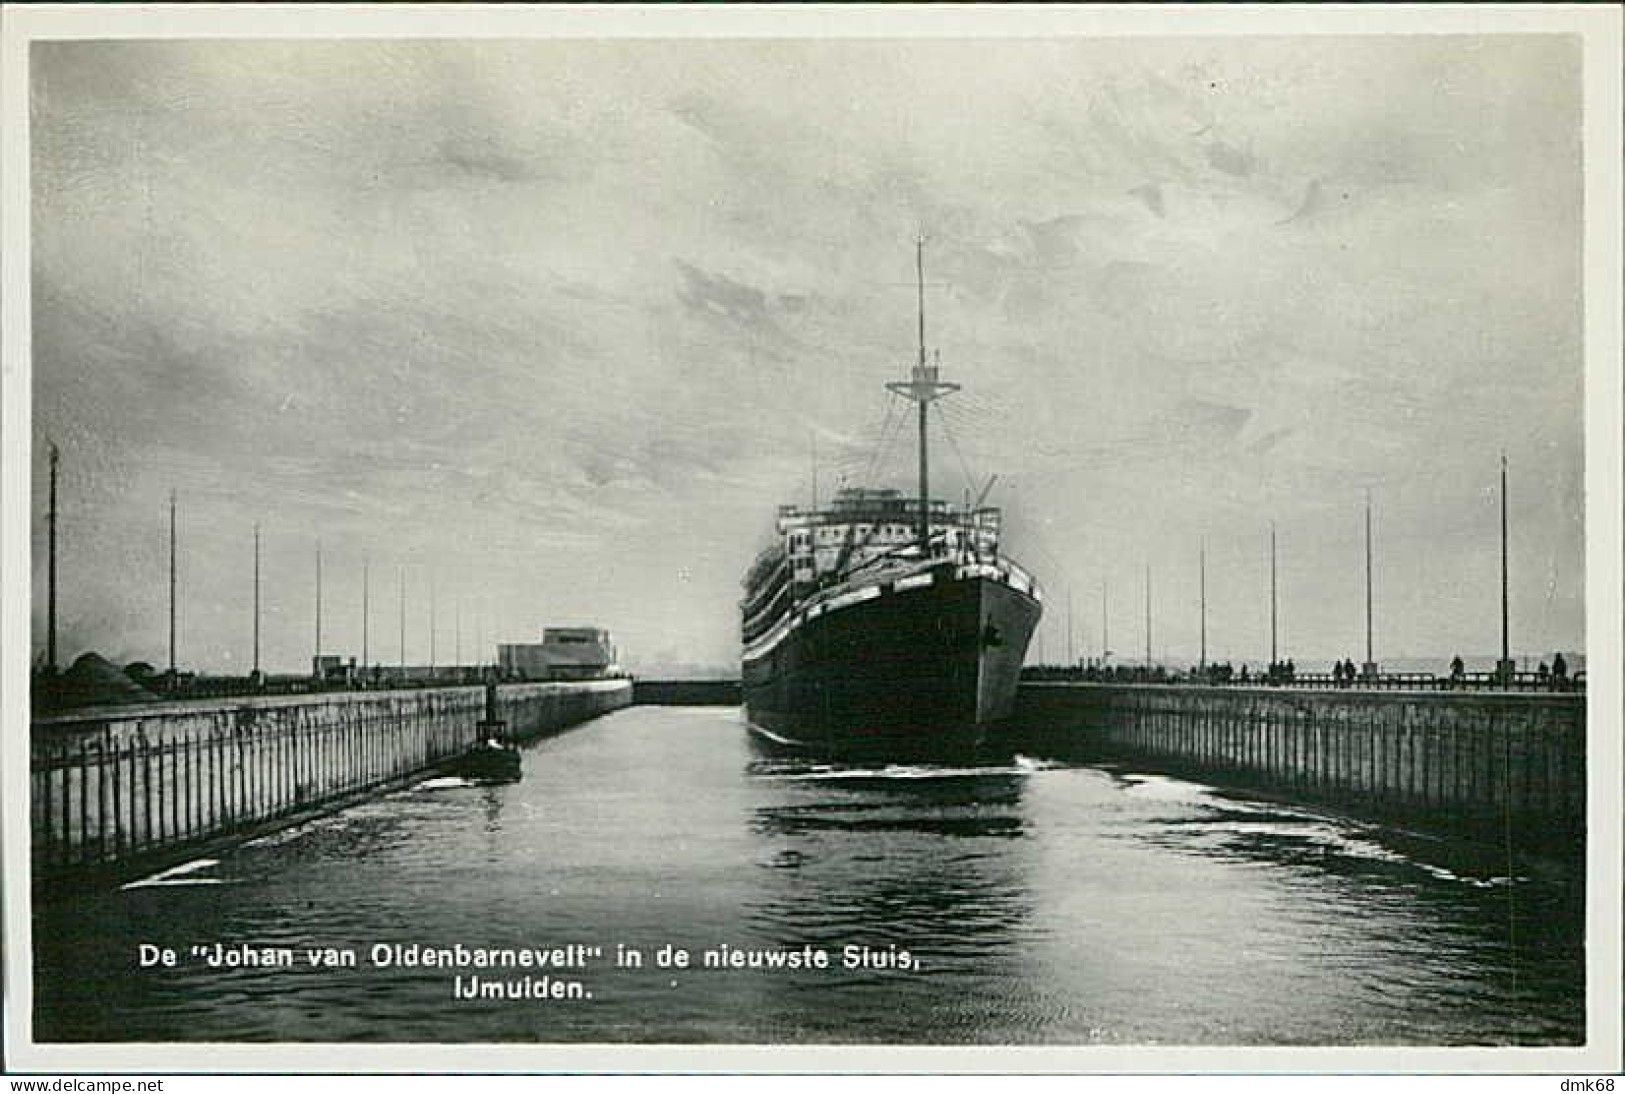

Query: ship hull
[742,570,1040,757]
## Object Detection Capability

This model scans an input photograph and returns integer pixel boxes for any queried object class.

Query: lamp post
[1497,451,1516,684]
[1144,564,1152,668]
[46,443,59,675]
[1361,491,1378,682]
[251,523,262,685]
[1198,540,1207,672]
[1269,521,1278,666]
[168,489,177,690]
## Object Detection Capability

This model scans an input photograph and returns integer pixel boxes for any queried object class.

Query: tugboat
[739,241,1043,756]
[443,681,522,783]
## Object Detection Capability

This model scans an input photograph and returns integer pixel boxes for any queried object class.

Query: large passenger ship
[739,244,1042,755]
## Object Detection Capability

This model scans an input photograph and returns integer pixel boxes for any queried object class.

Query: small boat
[443,683,523,782]
[443,734,522,783]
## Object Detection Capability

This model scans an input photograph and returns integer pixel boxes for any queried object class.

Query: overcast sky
[29,33,1584,675]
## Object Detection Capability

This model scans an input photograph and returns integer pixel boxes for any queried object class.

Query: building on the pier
[499,627,620,682]
[312,654,355,684]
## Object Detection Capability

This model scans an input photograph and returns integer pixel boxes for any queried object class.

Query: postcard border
[3,2,1620,1075]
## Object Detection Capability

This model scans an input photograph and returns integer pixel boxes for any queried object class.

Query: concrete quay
[30,679,632,890]
[1015,682,1586,857]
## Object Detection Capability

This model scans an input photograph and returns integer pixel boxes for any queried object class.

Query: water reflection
[745,762,1034,907]
[729,754,1059,1042]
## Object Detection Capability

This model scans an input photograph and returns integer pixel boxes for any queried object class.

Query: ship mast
[886,237,959,553]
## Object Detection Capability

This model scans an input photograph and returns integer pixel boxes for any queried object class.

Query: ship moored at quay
[739,243,1042,755]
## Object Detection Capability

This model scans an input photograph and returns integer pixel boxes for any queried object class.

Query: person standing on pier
[1551,652,1568,690]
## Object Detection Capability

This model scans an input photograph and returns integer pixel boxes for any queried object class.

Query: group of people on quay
[1035,662,1173,684]
[1446,652,1573,690]
[1199,660,1298,685]
[1026,653,1580,691]
[1329,659,1362,686]
[1028,659,1301,685]
[1038,660,1295,685]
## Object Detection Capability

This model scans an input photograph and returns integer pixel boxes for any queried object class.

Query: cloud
[1246,428,1294,457]
[436,136,538,183]
[1277,179,1326,225]
[1174,399,1254,446]
[1129,183,1166,218]
[674,260,777,333]
[1205,138,1256,177]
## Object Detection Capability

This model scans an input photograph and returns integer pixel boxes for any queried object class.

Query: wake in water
[414,775,479,791]
[1113,769,1530,888]
[121,858,228,889]
[749,753,1065,782]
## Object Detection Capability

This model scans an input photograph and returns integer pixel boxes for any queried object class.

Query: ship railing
[1002,559,1037,596]
[741,585,793,643]
[739,562,790,619]
[952,556,1039,599]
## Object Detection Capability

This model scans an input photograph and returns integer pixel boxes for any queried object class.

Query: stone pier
[1016,682,1585,856]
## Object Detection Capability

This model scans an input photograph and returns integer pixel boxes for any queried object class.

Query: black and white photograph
[3,3,1620,1077]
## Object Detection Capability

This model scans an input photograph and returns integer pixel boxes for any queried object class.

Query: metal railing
[30,694,479,877]
[1021,666,1585,693]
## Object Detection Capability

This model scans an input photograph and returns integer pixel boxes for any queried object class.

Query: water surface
[34,705,1584,1044]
